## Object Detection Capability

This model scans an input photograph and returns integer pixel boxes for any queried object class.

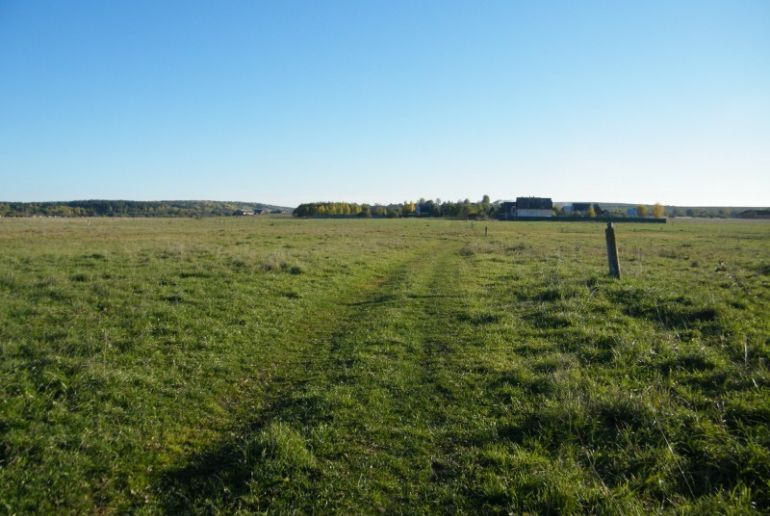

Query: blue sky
[1,0,768,207]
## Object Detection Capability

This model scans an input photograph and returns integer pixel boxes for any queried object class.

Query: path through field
[160,239,496,511]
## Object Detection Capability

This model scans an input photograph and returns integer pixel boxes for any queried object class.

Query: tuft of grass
[253,421,317,472]
[70,272,89,282]
[261,253,304,274]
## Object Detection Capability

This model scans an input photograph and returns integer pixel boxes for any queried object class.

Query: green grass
[1,217,769,513]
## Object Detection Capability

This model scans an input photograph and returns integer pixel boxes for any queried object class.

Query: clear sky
[1,0,768,207]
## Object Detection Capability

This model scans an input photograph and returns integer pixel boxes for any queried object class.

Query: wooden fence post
[605,222,621,279]
[485,226,488,237]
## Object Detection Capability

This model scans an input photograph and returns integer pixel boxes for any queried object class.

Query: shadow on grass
[156,391,327,513]
[609,286,725,334]
[154,264,418,513]
[346,293,398,306]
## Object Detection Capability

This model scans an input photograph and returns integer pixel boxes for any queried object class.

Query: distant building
[253,208,266,215]
[500,201,517,220]
[515,197,553,218]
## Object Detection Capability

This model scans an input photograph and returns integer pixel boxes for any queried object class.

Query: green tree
[636,204,649,218]
[652,203,665,218]
[481,195,491,217]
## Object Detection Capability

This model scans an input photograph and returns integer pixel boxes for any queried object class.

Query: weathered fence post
[605,222,621,278]
[485,226,488,237]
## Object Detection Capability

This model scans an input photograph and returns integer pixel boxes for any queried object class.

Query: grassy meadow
[1,217,769,513]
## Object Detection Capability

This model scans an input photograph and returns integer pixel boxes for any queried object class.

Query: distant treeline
[294,199,767,220]
[735,209,770,219]
[666,206,770,219]
[293,197,495,219]
[1,199,763,219]
[0,200,290,218]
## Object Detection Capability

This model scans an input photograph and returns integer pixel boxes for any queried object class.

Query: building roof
[515,197,553,210]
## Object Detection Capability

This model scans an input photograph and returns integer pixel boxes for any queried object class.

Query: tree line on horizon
[0,200,287,218]
[293,196,497,219]
[294,200,770,220]
[0,199,763,219]
[294,199,675,219]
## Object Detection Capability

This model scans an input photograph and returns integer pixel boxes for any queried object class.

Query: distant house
[253,208,265,215]
[515,197,553,218]
[500,201,517,220]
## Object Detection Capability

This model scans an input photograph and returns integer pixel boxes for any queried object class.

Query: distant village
[495,197,657,220]
[292,197,670,221]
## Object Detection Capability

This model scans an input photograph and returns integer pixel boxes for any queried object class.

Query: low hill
[0,200,293,218]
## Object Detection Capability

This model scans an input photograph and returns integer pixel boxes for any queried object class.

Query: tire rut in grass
[155,241,470,512]
[314,244,469,508]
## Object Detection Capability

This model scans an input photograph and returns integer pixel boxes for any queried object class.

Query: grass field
[1,217,769,513]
